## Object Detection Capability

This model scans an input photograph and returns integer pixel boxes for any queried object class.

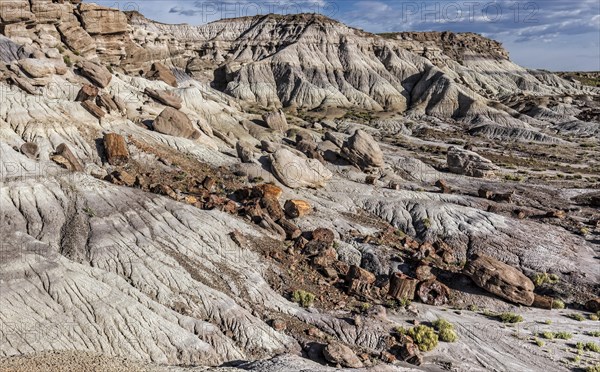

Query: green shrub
[406,325,439,352]
[63,55,72,67]
[555,331,572,340]
[585,342,600,352]
[587,364,600,372]
[590,314,599,321]
[552,299,565,309]
[569,313,586,322]
[587,331,600,337]
[532,272,559,286]
[541,331,555,340]
[497,313,523,323]
[433,318,458,342]
[291,290,315,308]
[534,338,545,347]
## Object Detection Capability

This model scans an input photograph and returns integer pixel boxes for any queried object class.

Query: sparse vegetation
[555,331,572,340]
[552,299,566,309]
[504,174,525,182]
[589,314,599,321]
[291,290,315,308]
[404,325,439,352]
[433,318,458,342]
[586,331,600,337]
[585,342,600,352]
[532,272,559,286]
[541,331,555,340]
[63,55,72,67]
[497,313,524,323]
[569,313,586,322]
[534,338,545,347]
[587,365,600,372]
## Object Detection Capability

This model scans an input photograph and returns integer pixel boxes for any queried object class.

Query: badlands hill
[0,1,599,371]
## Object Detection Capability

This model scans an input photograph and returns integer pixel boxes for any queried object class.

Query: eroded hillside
[0,2,599,371]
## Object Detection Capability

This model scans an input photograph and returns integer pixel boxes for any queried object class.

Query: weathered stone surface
[81,100,105,118]
[96,94,120,113]
[79,61,112,88]
[144,88,182,109]
[341,130,384,169]
[146,62,177,87]
[269,148,332,189]
[75,84,99,102]
[464,255,535,306]
[262,110,289,132]
[416,280,449,306]
[236,140,256,163]
[153,107,200,140]
[10,76,37,94]
[284,199,311,219]
[79,3,128,35]
[447,146,498,178]
[323,342,363,368]
[19,58,64,78]
[0,0,34,23]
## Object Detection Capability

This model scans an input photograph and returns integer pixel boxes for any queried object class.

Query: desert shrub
[555,331,573,340]
[541,331,555,340]
[552,299,565,309]
[63,55,72,67]
[532,272,559,286]
[569,313,586,322]
[497,313,523,323]
[534,338,545,347]
[585,342,600,353]
[398,325,439,352]
[586,331,600,337]
[291,290,315,308]
[587,364,600,372]
[433,318,458,342]
[590,314,599,321]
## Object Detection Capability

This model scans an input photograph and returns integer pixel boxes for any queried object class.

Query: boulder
[153,108,201,140]
[269,148,332,189]
[20,142,39,160]
[253,184,283,199]
[144,88,182,109]
[284,199,312,218]
[447,146,498,178]
[96,94,120,113]
[323,342,363,368]
[464,255,535,306]
[19,58,56,78]
[79,61,112,88]
[341,130,384,169]
[10,77,36,95]
[79,3,128,35]
[586,298,600,312]
[146,62,177,87]
[262,110,289,132]
[236,140,256,163]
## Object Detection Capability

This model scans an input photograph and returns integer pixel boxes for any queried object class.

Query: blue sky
[91,1,599,71]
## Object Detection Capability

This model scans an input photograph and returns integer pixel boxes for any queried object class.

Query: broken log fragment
[277,218,302,240]
[388,273,418,300]
[54,143,83,172]
[103,133,129,166]
[416,279,449,306]
[346,265,376,296]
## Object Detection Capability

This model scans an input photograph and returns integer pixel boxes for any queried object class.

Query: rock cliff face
[0,2,599,371]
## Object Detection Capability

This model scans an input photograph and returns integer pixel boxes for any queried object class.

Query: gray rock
[153,107,201,140]
[447,146,498,178]
[341,130,384,169]
[262,110,289,132]
[236,140,256,163]
[335,241,362,267]
[269,148,332,189]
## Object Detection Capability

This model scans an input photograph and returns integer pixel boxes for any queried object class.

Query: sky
[91,0,600,71]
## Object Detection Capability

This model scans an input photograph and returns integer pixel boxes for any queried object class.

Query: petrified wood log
[103,133,129,166]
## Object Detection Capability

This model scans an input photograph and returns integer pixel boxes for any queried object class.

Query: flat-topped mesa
[381,31,510,63]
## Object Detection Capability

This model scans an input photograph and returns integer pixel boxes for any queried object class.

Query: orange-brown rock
[284,199,312,219]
